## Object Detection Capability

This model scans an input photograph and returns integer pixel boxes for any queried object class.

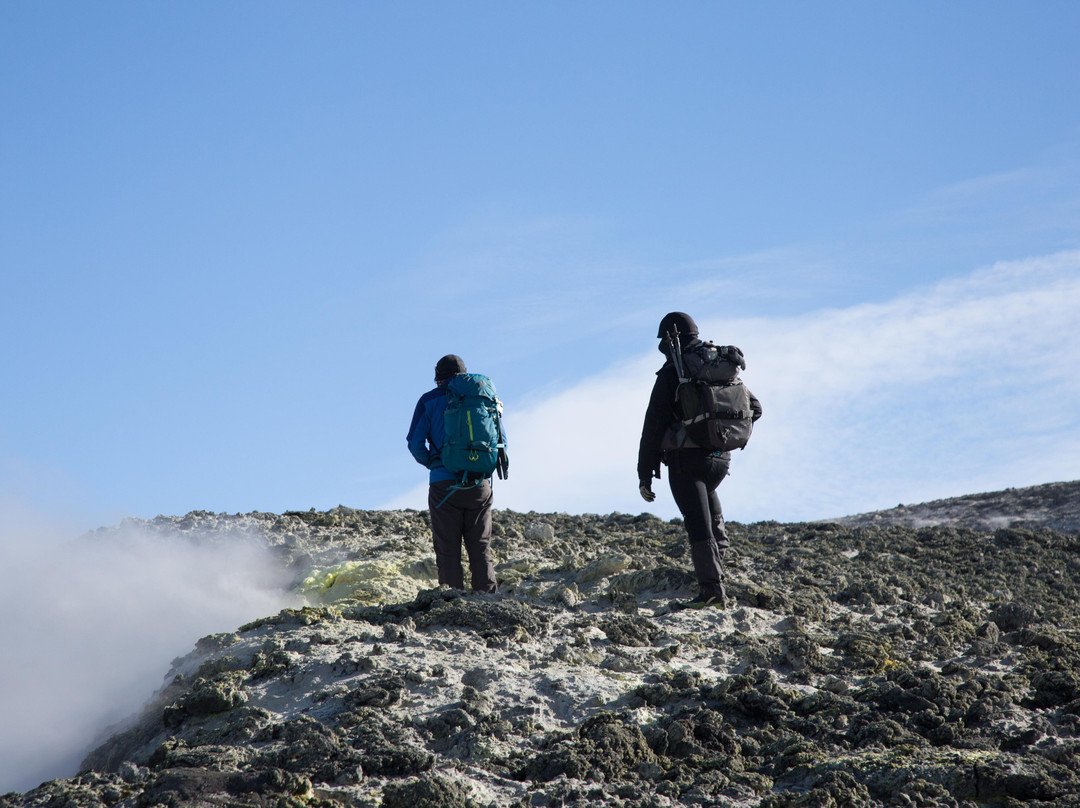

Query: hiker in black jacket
[638,312,762,609]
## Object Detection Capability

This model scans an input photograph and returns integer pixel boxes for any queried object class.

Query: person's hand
[639,484,656,503]
[496,448,509,480]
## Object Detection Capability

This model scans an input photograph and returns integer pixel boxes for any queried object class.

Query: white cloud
[388,250,1080,523]
[722,250,1080,519]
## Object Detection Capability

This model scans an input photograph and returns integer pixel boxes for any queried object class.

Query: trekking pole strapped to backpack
[664,326,689,382]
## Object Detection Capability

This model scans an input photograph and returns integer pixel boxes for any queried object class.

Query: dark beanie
[657,312,698,339]
[435,354,467,382]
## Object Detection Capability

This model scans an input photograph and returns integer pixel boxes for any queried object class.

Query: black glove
[720,345,746,370]
[639,482,655,503]
[427,456,444,470]
[496,448,509,480]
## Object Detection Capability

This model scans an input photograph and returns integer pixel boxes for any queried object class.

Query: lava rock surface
[5,480,1080,808]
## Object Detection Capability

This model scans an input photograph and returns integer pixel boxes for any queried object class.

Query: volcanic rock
[5,480,1080,807]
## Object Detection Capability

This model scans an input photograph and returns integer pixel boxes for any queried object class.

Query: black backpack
[671,340,755,452]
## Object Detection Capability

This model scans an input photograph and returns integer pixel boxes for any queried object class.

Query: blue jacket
[408,383,508,484]
[407,386,458,483]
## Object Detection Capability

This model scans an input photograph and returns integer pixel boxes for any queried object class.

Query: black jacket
[637,343,763,484]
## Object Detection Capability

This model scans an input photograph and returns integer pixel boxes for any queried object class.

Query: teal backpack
[441,374,506,482]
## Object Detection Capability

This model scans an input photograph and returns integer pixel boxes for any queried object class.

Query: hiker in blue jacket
[407,354,500,593]
[638,312,762,610]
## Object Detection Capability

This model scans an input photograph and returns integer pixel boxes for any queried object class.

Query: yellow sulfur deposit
[298,558,438,605]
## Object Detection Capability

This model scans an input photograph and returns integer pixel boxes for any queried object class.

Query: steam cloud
[0,504,299,794]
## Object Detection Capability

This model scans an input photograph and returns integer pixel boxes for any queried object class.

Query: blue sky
[3,2,1080,531]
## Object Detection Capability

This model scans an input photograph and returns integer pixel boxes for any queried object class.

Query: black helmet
[657,312,698,340]
[434,354,467,382]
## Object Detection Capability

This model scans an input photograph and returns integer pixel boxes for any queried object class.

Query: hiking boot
[674,591,726,610]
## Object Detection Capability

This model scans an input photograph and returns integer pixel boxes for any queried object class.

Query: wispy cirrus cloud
[721,250,1080,519]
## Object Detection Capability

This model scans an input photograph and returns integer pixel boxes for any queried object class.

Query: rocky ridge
[4,480,1080,808]
[836,480,1080,534]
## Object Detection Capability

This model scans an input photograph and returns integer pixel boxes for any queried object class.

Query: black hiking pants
[667,450,730,598]
[428,479,498,593]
